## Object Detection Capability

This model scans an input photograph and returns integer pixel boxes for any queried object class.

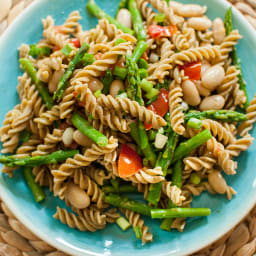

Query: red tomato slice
[69,38,81,48]
[181,61,202,81]
[145,88,169,130]
[147,25,178,39]
[118,144,142,178]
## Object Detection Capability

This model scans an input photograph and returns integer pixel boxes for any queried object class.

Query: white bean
[116,8,132,29]
[109,80,124,97]
[176,4,207,17]
[48,69,65,93]
[88,78,103,93]
[201,61,211,75]
[66,183,90,209]
[0,0,12,22]
[62,127,74,146]
[212,18,226,45]
[194,81,211,97]
[200,95,225,111]
[201,65,225,91]
[73,130,93,147]
[187,17,212,31]
[208,171,227,194]
[182,80,201,106]
[149,53,159,63]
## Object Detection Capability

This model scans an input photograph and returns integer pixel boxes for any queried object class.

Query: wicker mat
[0,0,256,255]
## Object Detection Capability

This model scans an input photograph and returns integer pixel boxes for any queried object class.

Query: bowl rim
[1,0,256,255]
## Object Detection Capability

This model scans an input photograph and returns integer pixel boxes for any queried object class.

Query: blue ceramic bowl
[0,0,256,255]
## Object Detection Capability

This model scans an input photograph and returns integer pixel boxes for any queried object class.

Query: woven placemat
[0,0,256,255]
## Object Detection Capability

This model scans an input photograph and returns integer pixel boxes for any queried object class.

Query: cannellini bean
[116,8,132,29]
[187,17,212,31]
[48,69,65,93]
[201,61,211,75]
[0,0,12,22]
[200,95,225,111]
[182,80,201,106]
[208,171,227,194]
[62,127,74,146]
[194,81,211,97]
[212,18,226,44]
[66,183,90,209]
[110,79,124,97]
[175,4,207,17]
[88,78,103,93]
[149,53,159,63]
[73,130,93,147]
[169,1,183,13]
[201,65,225,90]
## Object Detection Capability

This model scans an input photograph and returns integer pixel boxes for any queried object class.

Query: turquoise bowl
[0,0,256,255]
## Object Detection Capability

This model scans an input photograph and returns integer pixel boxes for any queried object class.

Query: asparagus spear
[224,7,249,109]
[151,208,211,219]
[128,0,147,41]
[19,58,53,109]
[23,167,46,203]
[129,122,156,167]
[87,0,134,35]
[71,112,108,147]
[147,130,178,206]
[132,41,148,63]
[53,42,89,101]
[184,110,247,123]
[102,69,113,94]
[104,194,153,216]
[172,129,212,164]
[0,150,78,167]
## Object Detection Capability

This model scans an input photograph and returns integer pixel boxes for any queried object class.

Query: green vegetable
[149,129,157,141]
[224,7,248,109]
[172,129,212,164]
[29,44,52,58]
[102,184,137,194]
[115,38,127,45]
[54,42,90,101]
[155,13,165,23]
[61,44,73,56]
[128,0,146,41]
[151,208,211,219]
[19,58,53,109]
[172,160,183,188]
[19,130,31,143]
[133,226,143,239]
[82,53,95,66]
[139,69,148,79]
[113,66,128,80]
[184,110,248,123]
[190,173,201,185]
[71,112,108,147]
[132,41,148,63]
[116,217,131,230]
[140,79,159,99]
[23,167,46,203]
[102,69,113,94]
[138,121,148,150]
[138,58,148,69]
[187,118,202,129]
[104,194,153,216]
[94,90,102,98]
[87,0,134,35]
[1,150,78,167]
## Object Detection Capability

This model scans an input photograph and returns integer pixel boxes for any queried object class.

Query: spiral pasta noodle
[161,181,185,206]
[136,0,156,26]
[61,11,81,35]
[183,156,216,171]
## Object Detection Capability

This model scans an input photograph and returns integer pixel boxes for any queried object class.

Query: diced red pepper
[118,144,142,178]
[145,88,169,130]
[181,61,202,81]
[73,91,78,98]
[147,25,177,39]
[69,38,80,48]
